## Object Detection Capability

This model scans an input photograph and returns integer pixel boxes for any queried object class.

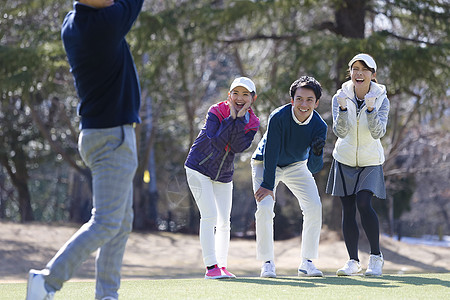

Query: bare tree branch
[380,30,443,46]
[218,33,303,44]
[28,93,89,177]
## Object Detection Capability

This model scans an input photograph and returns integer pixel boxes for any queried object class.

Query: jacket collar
[291,106,314,125]
[341,80,386,100]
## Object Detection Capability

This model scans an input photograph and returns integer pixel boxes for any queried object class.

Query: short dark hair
[289,76,322,100]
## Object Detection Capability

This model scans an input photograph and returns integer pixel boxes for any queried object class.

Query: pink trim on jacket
[209,101,260,133]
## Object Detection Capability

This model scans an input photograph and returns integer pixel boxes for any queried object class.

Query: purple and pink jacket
[185,101,260,183]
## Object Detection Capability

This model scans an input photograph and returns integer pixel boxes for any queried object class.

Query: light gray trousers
[44,125,137,299]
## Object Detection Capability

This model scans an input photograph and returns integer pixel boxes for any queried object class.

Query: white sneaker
[260,261,276,278]
[26,269,55,300]
[336,259,362,276]
[365,253,384,276]
[298,259,323,277]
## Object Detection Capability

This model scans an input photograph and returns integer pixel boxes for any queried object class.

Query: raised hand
[336,90,348,110]
[364,92,377,111]
[236,101,251,118]
[227,96,237,119]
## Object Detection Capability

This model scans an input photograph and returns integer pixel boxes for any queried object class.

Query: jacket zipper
[356,118,359,166]
[199,153,213,165]
[214,147,230,181]
[356,102,362,167]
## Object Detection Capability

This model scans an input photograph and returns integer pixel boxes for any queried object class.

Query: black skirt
[326,159,386,199]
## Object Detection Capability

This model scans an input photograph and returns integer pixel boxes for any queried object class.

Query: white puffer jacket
[331,80,390,167]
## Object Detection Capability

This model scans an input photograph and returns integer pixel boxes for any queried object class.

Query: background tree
[133,0,449,236]
[1,0,448,239]
[1,0,77,221]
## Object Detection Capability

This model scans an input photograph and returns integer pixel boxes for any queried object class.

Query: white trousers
[251,160,322,262]
[185,167,233,268]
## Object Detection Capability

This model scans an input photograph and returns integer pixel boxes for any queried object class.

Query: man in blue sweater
[26,1,144,299]
[252,76,327,278]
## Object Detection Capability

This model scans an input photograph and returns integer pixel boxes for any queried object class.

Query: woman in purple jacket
[185,77,260,279]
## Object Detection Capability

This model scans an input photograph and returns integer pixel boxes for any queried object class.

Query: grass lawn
[3,273,449,299]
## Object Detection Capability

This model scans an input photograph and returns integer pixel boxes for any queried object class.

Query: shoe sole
[298,269,323,277]
[364,273,382,276]
[298,272,323,277]
[204,275,229,279]
[336,269,362,276]
[260,273,276,278]
[336,272,363,276]
[298,273,323,277]
[221,273,236,278]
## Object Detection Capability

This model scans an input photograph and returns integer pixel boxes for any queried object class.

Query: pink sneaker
[221,267,236,278]
[205,265,227,279]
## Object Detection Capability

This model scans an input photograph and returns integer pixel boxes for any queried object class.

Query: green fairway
[3,273,449,299]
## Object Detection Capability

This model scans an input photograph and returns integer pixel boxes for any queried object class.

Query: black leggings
[340,190,380,261]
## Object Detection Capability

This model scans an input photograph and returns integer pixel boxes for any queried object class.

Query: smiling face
[229,86,253,111]
[350,60,376,92]
[290,87,318,123]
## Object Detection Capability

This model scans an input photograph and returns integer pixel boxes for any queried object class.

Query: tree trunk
[68,168,92,223]
[133,178,146,229]
[15,180,33,222]
[328,0,368,231]
[0,151,34,222]
[0,172,5,218]
[146,150,159,229]
[334,0,367,86]
[335,0,367,39]
[132,53,160,231]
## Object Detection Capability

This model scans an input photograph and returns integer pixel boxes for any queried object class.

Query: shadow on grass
[224,274,450,289]
[382,275,450,288]
[381,247,449,273]
[229,277,317,288]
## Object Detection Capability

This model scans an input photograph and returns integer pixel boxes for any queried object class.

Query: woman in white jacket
[326,53,390,276]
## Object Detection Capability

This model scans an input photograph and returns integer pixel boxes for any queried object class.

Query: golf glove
[364,92,377,109]
[336,90,348,109]
[311,137,326,156]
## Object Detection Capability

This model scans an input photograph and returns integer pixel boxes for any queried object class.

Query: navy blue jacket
[185,101,260,183]
[253,104,327,190]
[61,0,144,129]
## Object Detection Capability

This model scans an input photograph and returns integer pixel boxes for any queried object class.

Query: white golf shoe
[260,261,276,278]
[365,253,384,276]
[298,259,323,277]
[336,259,362,276]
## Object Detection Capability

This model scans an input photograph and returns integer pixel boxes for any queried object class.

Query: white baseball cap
[348,53,377,72]
[229,77,256,94]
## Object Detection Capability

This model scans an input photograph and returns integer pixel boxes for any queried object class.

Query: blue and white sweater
[253,104,327,191]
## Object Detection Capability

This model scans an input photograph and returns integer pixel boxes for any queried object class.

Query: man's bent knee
[256,197,275,219]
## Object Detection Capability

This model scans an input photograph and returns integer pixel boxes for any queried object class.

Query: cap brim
[348,54,377,71]
[230,83,253,93]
